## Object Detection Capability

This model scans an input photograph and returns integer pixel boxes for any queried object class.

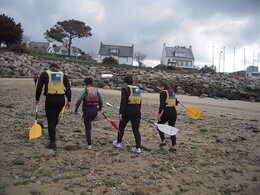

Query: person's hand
[157,114,161,122]
[119,114,123,121]
[66,102,71,109]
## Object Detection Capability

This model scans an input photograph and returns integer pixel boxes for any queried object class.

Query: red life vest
[33,74,39,80]
[85,87,99,106]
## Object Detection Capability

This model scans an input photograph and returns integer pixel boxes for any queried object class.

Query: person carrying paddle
[157,81,179,152]
[74,76,103,150]
[113,75,142,154]
[36,63,71,150]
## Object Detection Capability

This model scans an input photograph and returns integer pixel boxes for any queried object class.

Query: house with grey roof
[160,43,196,69]
[27,41,80,58]
[246,65,260,79]
[27,41,50,53]
[97,42,134,65]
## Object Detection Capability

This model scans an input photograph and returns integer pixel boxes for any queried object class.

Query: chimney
[189,45,192,51]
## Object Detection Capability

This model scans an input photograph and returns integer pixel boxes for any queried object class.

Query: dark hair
[84,76,94,86]
[123,75,133,85]
[50,63,59,69]
[160,81,174,94]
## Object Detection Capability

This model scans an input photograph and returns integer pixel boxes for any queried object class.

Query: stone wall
[1,51,260,102]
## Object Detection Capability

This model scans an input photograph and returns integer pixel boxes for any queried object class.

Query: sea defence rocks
[1,51,260,102]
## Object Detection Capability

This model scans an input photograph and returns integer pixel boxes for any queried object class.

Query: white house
[97,42,134,65]
[53,45,80,57]
[160,43,196,69]
[246,65,260,79]
[27,41,80,57]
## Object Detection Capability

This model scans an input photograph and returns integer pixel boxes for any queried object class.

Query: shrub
[102,57,118,64]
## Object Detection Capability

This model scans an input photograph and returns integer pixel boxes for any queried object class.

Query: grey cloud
[0,0,259,70]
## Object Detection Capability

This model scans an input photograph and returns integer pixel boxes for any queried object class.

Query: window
[175,52,186,58]
[252,73,260,77]
[61,50,67,54]
[109,48,119,53]
[183,61,187,66]
[188,61,191,66]
[177,61,182,66]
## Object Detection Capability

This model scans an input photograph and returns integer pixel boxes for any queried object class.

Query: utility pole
[253,51,255,66]
[234,47,236,73]
[218,51,222,73]
[244,48,246,77]
[257,52,260,69]
[223,47,225,73]
[253,51,260,69]
[212,45,214,66]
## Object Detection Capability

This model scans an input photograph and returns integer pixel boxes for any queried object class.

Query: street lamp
[218,51,222,73]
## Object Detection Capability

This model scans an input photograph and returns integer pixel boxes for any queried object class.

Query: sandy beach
[0,78,259,195]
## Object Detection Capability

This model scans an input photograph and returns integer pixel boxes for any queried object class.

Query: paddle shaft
[179,101,194,113]
[178,101,187,108]
[141,117,154,125]
[35,105,38,121]
[106,102,178,134]
[107,102,153,124]
[100,111,120,132]
[100,111,110,120]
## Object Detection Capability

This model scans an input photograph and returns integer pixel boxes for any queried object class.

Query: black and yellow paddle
[179,102,201,120]
[29,105,42,140]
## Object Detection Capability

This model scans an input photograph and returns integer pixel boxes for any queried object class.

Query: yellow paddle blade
[59,107,65,124]
[29,121,42,140]
[186,106,201,120]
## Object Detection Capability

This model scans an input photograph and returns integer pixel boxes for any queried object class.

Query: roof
[98,42,134,57]
[53,46,78,53]
[165,46,194,59]
[27,41,50,52]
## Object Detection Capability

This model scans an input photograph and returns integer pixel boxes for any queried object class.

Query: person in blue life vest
[36,63,71,150]
[113,75,142,154]
[74,76,103,150]
[157,81,179,152]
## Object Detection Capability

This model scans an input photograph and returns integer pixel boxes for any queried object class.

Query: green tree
[44,19,92,57]
[0,14,23,48]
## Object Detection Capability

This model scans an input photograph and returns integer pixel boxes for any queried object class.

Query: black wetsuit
[74,88,103,146]
[36,71,71,143]
[158,90,178,146]
[117,86,142,148]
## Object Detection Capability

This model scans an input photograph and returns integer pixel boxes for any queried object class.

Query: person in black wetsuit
[36,63,71,150]
[112,75,142,154]
[157,81,179,152]
[74,76,103,150]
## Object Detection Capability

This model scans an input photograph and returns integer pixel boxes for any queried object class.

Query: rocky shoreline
[1,51,260,102]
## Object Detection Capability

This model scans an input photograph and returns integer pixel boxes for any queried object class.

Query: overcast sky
[1,0,260,72]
